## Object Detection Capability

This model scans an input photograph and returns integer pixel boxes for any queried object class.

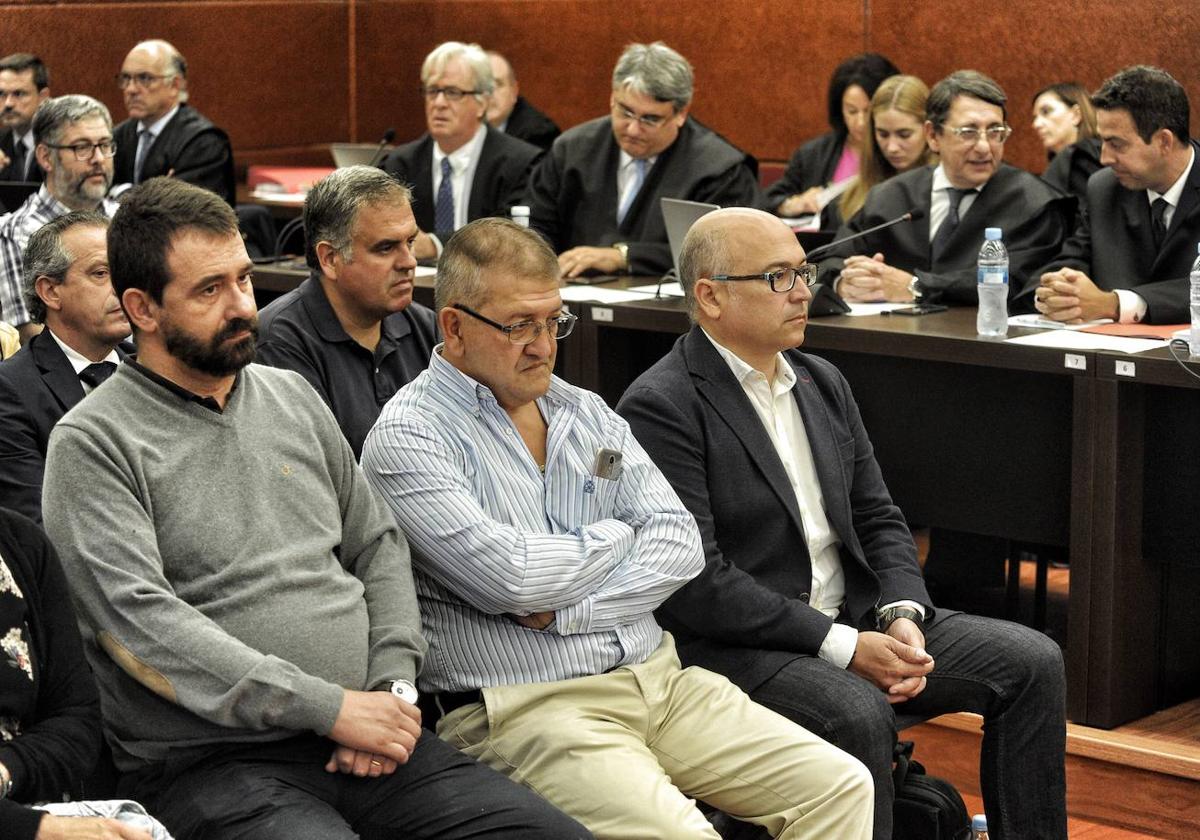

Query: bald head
[680,207,800,315]
[120,39,186,123]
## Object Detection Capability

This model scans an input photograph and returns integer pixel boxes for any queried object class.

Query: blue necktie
[134,129,153,183]
[435,157,455,233]
[618,158,647,224]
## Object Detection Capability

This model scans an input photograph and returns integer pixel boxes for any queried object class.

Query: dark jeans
[128,730,591,840]
[750,613,1067,840]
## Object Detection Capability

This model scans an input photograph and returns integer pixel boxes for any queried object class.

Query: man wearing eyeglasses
[361,216,874,839]
[111,39,235,205]
[0,95,119,344]
[527,41,761,279]
[0,53,51,184]
[257,166,438,458]
[381,41,542,263]
[618,206,1069,840]
[819,70,1073,305]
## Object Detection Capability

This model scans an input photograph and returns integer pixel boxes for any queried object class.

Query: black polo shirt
[256,274,438,458]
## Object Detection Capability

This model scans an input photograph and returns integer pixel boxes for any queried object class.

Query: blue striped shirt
[362,347,703,692]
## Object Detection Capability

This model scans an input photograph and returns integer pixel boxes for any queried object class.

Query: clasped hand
[837,254,914,302]
[1035,268,1118,322]
[326,688,422,777]
[849,619,934,704]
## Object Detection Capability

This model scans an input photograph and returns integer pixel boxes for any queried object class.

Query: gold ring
[370,759,382,766]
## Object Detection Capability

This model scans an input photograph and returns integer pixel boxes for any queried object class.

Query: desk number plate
[1115,360,1136,378]
[591,307,614,322]
[1063,353,1087,371]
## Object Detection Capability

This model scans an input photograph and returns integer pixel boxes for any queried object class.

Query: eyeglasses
[115,72,174,90]
[710,265,819,293]
[452,303,578,344]
[945,125,1013,145]
[421,86,482,102]
[44,141,117,161]
[612,101,674,130]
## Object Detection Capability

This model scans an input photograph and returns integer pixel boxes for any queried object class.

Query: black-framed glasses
[452,303,577,344]
[44,140,117,161]
[115,72,174,90]
[611,100,674,130]
[710,265,819,293]
[421,86,482,102]
[946,125,1013,145]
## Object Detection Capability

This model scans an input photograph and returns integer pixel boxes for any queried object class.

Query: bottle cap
[1195,241,1200,254]
[985,227,1002,240]
[511,205,530,218]
[971,814,988,831]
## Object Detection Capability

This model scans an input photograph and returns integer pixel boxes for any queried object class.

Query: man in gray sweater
[41,177,589,840]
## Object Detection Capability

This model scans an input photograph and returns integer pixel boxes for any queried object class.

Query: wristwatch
[907,274,924,301]
[612,242,630,271]
[877,605,925,634]
[383,679,419,705]
[0,760,12,800]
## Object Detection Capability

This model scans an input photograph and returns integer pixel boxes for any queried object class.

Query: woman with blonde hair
[833,74,934,227]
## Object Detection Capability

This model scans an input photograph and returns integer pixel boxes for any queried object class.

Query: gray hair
[422,41,494,100]
[303,166,413,270]
[435,217,558,312]
[32,94,112,146]
[612,42,693,111]
[926,70,1007,130]
[21,211,110,324]
[678,224,731,321]
[132,39,189,101]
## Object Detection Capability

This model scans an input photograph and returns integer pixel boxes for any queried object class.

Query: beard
[50,162,112,209]
[163,316,259,377]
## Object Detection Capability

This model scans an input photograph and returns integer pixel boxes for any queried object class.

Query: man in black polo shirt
[257,166,437,457]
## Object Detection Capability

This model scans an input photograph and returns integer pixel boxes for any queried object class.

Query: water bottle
[977,227,1009,337]
[971,814,989,840]
[1189,242,1200,357]
[511,205,530,229]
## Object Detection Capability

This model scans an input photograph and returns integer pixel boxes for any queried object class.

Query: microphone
[367,128,396,168]
[803,208,925,262]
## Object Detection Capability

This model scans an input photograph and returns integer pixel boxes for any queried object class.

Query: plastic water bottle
[971,814,989,839]
[511,205,530,228]
[977,227,1009,337]
[1189,242,1200,357]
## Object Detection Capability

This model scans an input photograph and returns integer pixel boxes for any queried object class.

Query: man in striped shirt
[361,217,874,839]
[0,95,118,344]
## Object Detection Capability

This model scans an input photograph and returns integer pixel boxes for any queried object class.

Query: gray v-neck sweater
[43,362,425,771]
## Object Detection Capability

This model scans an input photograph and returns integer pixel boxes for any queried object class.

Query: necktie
[1150,197,1169,250]
[435,156,455,234]
[931,187,972,262]
[79,361,117,389]
[618,158,647,224]
[134,129,153,183]
[11,140,26,180]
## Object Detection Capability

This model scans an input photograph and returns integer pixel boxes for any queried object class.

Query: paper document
[415,265,437,278]
[1008,314,1112,331]
[627,282,684,298]
[559,285,660,304]
[845,302,914,317]
[1005,330,1167,354]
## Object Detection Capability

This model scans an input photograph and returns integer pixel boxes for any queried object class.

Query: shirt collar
[433,123,487,172]
[301,273,415,345]
[125,355,237,413]
[931,164,980,194]
[700,327,795,395]
[426,342,579,414]
[138,103,180,137]
[1149,145,1195,207]
[618,149,658,172]
[46,328,120,375]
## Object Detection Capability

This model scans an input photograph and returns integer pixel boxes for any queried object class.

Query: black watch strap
[878,605,925,633]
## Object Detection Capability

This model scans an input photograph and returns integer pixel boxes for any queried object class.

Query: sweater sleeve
[42,424,346,737]
[0,510,102,807]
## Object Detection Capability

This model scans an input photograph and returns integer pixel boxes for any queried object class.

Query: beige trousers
[436,634,873,839]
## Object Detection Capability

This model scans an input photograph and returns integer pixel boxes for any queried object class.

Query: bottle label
[978,268,1008,285]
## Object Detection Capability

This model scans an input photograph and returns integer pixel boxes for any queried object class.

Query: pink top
[831,143,860,184]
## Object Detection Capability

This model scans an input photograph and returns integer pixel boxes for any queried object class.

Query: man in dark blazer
[527,41,761,279]
[1029,66,1197,325]
[818,71,1074,305]
[618,207,1068,840]
[381,41,542,263]
[0,211,130,523]
[486,51,560,150]
[0,53,50,184]
[112,40,235,205]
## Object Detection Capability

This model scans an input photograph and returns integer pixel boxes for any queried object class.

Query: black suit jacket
[0,128,44,183]
[113,104,236,205]
[764,131,844,214]
[380,125,543,242]
[527,116,762,276]
[1021,139,1200,323]
[0,332,129,523]
[617,328,932,691]
[503,96,560,150]
[818,163,1075,304]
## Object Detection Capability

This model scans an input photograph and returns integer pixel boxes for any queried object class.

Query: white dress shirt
[927,164,980,243]
[432,123,488,233]
[616,150,657,218]
[47,328,120,394]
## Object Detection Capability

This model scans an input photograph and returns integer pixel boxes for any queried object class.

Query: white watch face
[391,680,419,705]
